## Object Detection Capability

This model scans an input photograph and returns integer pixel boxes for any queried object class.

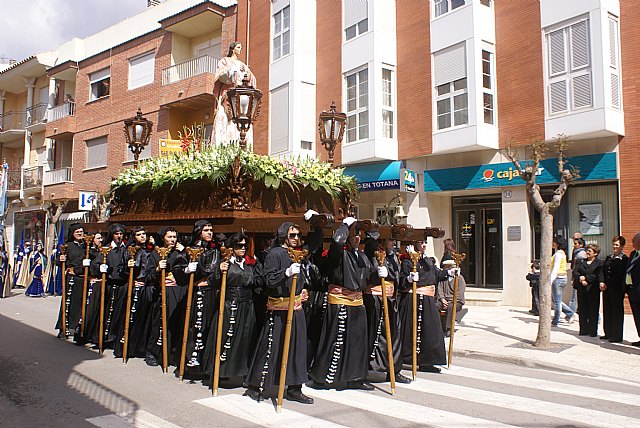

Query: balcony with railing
[45,101,77,139]
[6,170,21,196]
[22,165,43,192]
[159,55,218,109]
[44,167,72,186]
[26,102,48,129]
[0,110,27,143]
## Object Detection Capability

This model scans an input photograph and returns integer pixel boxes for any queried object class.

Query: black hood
[190,219,212,246]
[105,223,126,245]
[272,222,295,248]
[66,223,84,243]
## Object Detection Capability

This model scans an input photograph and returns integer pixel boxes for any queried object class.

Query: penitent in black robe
[203,256,263,380]
[310,224,375,387]
[55,240,87,339]
[398,255,447,366]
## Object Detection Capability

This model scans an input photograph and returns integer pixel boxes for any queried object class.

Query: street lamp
[227,74,262,150]
[378,193,408,226]
[123,108,153,168]
[318,101,347,166]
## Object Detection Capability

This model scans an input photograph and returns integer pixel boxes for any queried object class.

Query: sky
[0,0,148,62]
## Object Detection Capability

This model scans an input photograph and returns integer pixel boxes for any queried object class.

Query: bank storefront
[422,152,618,306]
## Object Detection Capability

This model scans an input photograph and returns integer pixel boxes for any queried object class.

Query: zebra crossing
[192,360,640,428]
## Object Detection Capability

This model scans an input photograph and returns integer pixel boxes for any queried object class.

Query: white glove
[304,209,319,221]
[82,259,91,267]
[406,245,415,254]
[342,216,357,227]
[410,272,420,282]
[285,263,301,277]
[186,261,198,273]
[158,259,167,270]
[229,255,237,265]
[453,267,461,276]
[99,264,108,273]
[378,266,388,278]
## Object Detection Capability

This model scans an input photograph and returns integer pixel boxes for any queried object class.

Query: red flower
[210,242,217,249]
[321,249,329,257]
[244,255,256,266]
[399,252,411,261]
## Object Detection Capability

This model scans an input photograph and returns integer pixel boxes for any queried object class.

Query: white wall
[501,186,532,306]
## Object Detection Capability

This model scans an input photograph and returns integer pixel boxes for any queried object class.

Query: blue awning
[343,161,402,192]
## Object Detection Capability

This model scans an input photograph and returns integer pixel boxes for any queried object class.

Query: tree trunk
[534,205,554,348]
[45,202,65,257]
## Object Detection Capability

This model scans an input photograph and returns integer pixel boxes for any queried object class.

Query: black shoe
[243,387,262,402]
[608,338,622,343]
[419,365,441,373]
[145,355,159,367]
[632,341,640,347]
[307,380,329,390]
[388,372,411,384]
[346,381,374,391]
[286,389,314,404]
[600,336,610,340]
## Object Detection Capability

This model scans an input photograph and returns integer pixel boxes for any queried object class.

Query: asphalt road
[1,292,640,427]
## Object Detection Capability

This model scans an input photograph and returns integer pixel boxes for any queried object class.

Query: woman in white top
[551,235,576,326]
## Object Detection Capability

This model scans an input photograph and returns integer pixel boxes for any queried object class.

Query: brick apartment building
[0,0,638,305]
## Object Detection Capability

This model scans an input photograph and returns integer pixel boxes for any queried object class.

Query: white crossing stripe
[305,388,519,428]
[449,365,640,407]
[87,410,182,428]
[400,378,640,428]
[195,394,348,428]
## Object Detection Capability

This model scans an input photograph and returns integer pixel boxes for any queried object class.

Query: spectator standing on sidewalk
[551,236,576,326]
[570,235,587,313]
[526,261,540,316]
[602,236,628,343]
[626,233,640,347]
[440,238,456,268]
[573,243,605,337]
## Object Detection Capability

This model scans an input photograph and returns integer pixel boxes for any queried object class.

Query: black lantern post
[318,101,347,166]
[123,108,153,168]
[226,74,263,150]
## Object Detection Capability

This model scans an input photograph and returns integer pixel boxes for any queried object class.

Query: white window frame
[272,5,291,62]
[345,66,369,144]
[128,51,155,90]
[608,14,621,110]
[344,0,368,41]
[482,47,495,125]
[382,68,395,139]
[85,136,108,170]
[89,68,110,101]
[433,0,466,19]
[545,18,592,116]
[435,78,468,130]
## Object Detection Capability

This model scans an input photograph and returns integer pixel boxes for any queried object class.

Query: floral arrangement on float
[109,125,357,216]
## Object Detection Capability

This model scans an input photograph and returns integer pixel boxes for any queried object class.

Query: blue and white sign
[400,168,416,193]
[344,161,403,192]
[78,191,97,211]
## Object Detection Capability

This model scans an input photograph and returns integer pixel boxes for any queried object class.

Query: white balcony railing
[48,102,76,122]
[22,165,43,189]
[161,55,219,85]
[44,167,72,185]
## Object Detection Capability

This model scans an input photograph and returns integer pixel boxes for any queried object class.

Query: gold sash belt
[328,285,363,306]
[267,295,303,311]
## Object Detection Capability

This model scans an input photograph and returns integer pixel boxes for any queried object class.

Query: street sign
[79,191,97,211]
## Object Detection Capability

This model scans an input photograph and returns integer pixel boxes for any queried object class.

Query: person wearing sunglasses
[203,233,264,386]
[245,211,323,404]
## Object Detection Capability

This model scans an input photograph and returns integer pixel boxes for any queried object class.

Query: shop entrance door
[453,200,502,288]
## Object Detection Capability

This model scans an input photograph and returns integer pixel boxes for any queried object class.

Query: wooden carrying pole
[80,235,94,338]
[122,246,140,363]
[155,246,172,374]
[276,248,307,413]
[59,244,68,340]
[98,246,112,354]
[410,251,421,381]
[447,251,466,369]
[179,247,204,381]
[375,251,396,395]
[212,246,234,396]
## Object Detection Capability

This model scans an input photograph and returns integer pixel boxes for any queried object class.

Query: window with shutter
[129,51,155,90]
[608,15,621,109]
[545,18,592,116]
[344,0,368,41]
[89,68,110,101]
[433,0,465,18]
[434,43,468,130]
[86,136,108,169]
[270,84,289,154]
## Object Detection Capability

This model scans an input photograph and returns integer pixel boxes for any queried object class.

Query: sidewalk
[450,305,640,383]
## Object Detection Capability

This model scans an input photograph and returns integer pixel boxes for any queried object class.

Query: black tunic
[203,256,263,379]
[399,255,447,366]
[573,258,604,337]
[603,253,628,341]
[310,224,374,386]
[246,246,309,392]
[55,240,87,338]
[173,244,220,376]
